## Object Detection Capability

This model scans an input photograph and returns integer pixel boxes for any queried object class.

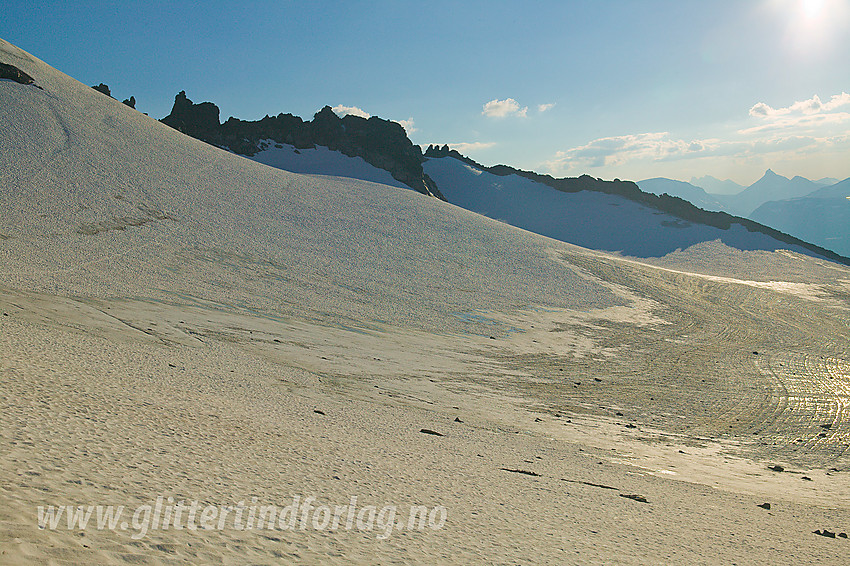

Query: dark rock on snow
[501,468,541,477]
[0,62,35,85]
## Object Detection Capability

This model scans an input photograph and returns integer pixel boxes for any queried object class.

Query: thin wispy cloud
[743,92,850,133]
[397,118,417,134]
[537,103,556,113]
[545,132,706,170]
[546,92,850,177]
[545,131,848,174]
[739,112,850,135]
[749,92,850,118]
[482,98,528,118]
[332,104,370,118]
[333,106,417,134]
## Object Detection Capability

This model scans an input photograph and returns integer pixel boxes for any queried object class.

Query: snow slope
[0,38,619,335]
[245,139,408,189]
[424,156,832,259]
[4,38,850,566]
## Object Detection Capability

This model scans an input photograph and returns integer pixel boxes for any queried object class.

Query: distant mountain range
[689,175,744,195]
[719,169,824,217]
[641,170,837,216]
[750,178,850,257]
[640,170,850,257]
[689,174,839,197]
[635,178,727,212]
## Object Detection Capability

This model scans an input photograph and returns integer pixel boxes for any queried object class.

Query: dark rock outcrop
[0,62,36,85]
[91,83,137,108]
[161,93,442,198]
[91,83,111,97]
[161,91,220,140]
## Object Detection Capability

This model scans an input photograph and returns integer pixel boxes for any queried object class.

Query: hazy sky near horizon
[3,0,850,185]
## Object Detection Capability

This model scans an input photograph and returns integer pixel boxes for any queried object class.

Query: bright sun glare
[800,0,826,20]
[771,0,850,54]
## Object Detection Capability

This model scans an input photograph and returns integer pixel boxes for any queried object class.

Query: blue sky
[4,1,850,185]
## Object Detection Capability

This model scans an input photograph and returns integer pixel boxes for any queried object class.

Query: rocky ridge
[423,145,849,265]
[161,91,442,198]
